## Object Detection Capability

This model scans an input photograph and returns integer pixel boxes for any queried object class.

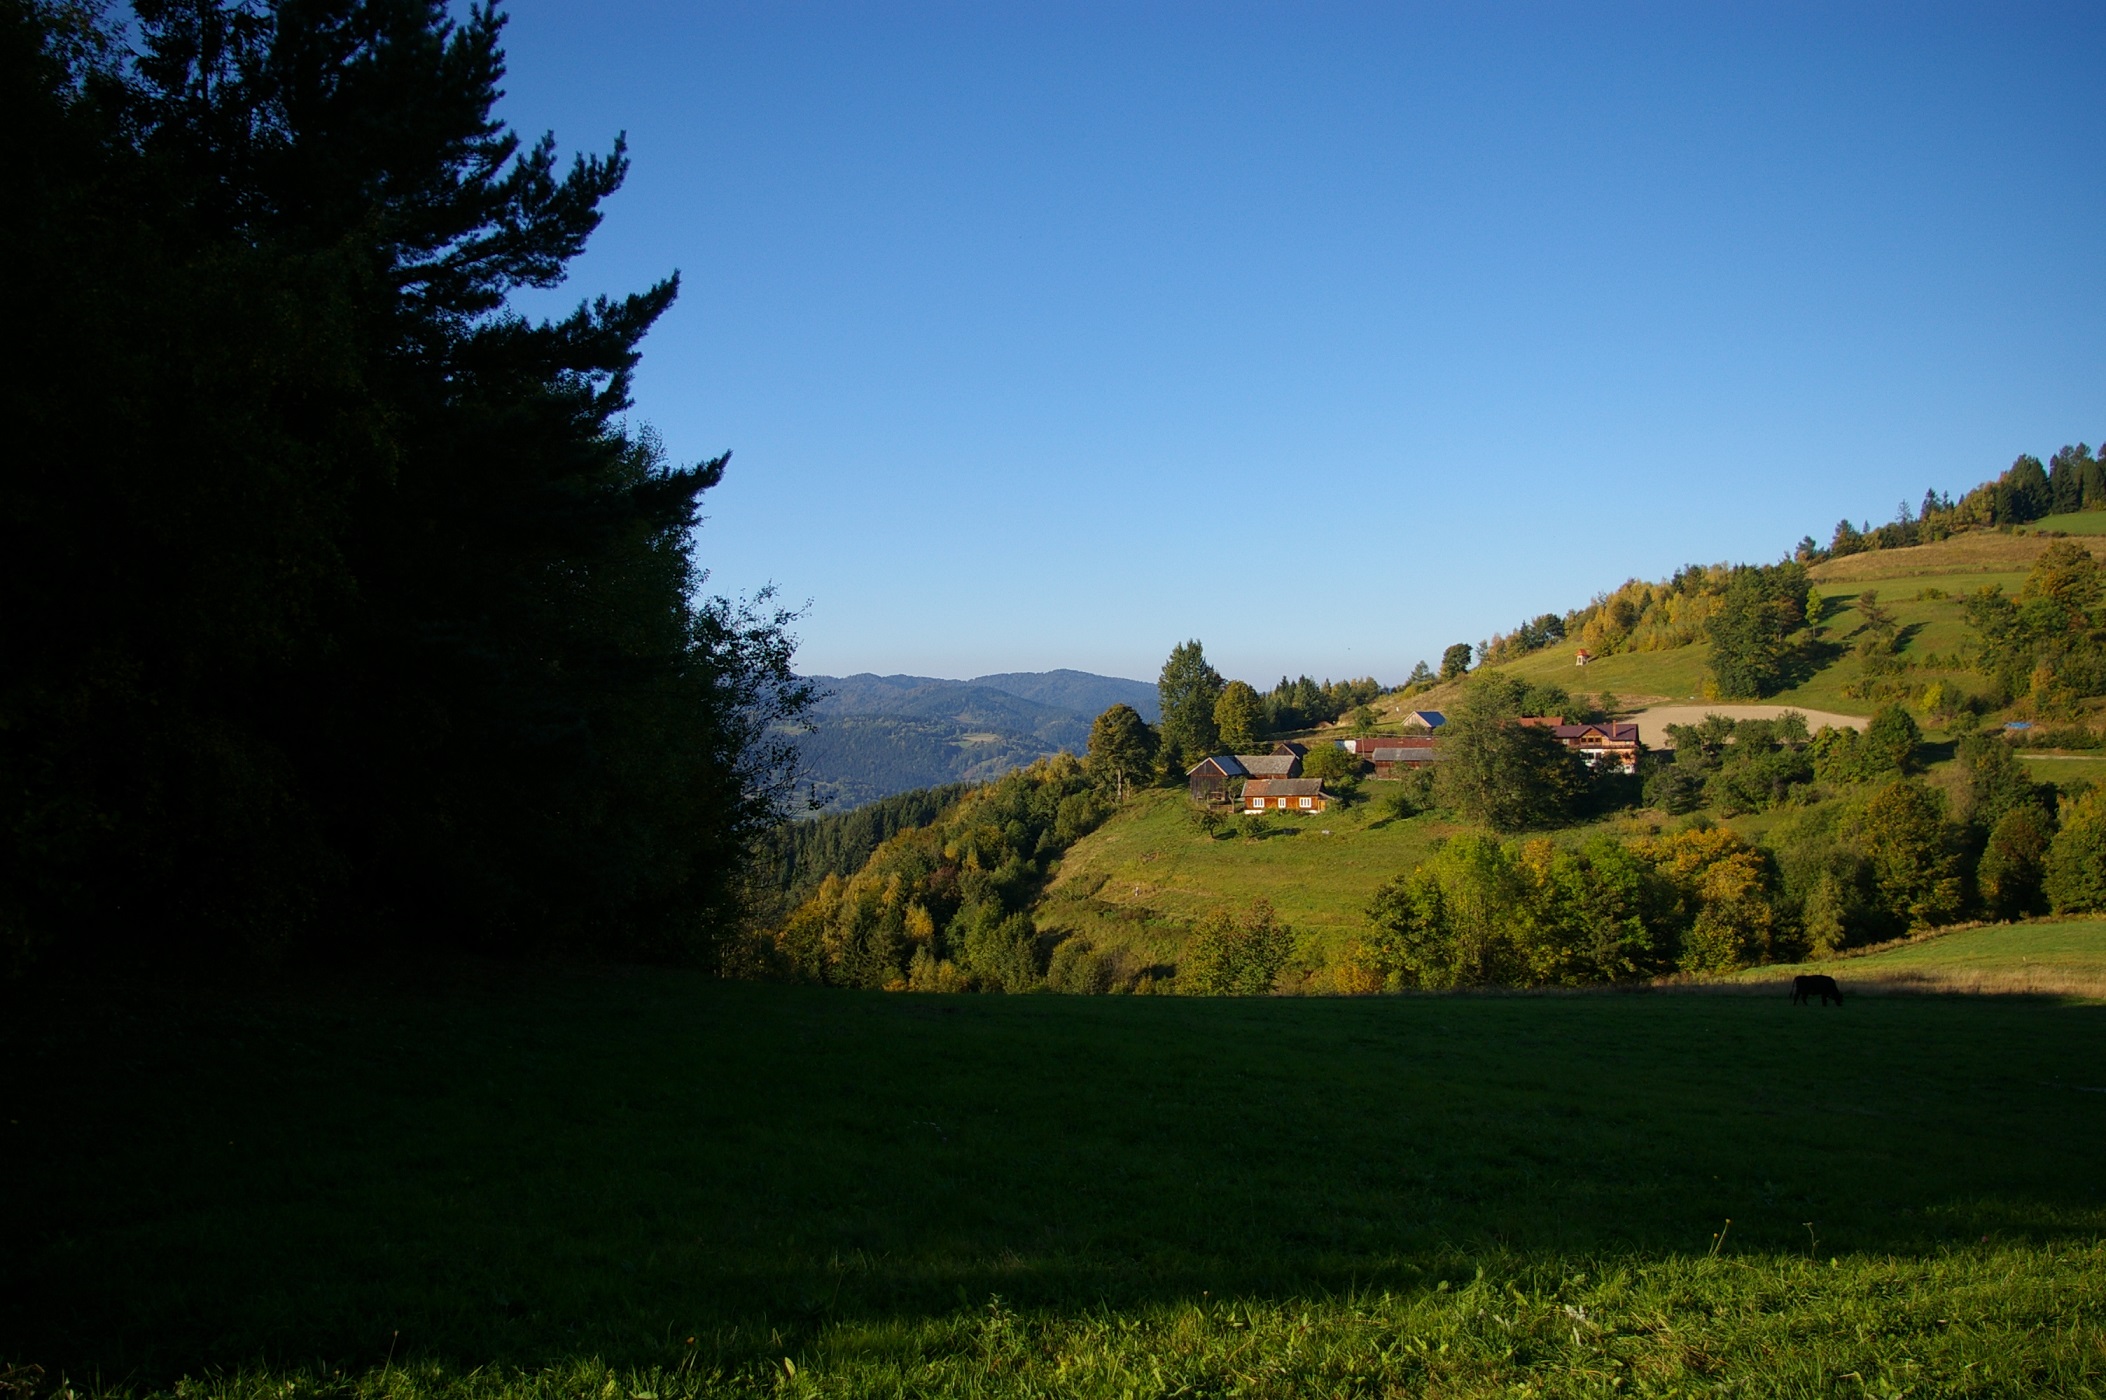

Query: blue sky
[497,1,2105,686]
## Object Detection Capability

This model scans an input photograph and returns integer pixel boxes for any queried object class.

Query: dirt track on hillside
[1631,704,1870,748]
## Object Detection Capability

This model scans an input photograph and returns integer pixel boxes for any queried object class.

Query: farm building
[1186,755,1247,804]
[1271,740,1309,758]
[1237,753,1303,778]
[1400,710,1446,731]
[1552,721,1641,771]
[1243,778,1329,814]
[1364,741,1442,776]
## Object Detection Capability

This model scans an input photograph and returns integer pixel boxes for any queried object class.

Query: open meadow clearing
[6,966,2105,1398]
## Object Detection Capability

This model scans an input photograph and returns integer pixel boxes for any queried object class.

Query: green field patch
[1734,918,2106,997]
[2030,509,2106,536]
[7,969,2104,1397]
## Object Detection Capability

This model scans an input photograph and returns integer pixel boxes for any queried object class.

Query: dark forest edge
[1,0,812,975]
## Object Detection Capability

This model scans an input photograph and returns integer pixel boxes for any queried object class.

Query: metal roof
[1244,778,1327,797]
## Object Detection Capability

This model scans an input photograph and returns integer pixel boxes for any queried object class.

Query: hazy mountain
[967,669,1160,723]
[793,669,1155,811]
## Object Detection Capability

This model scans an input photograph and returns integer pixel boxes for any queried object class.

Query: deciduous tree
[1213,681,1263,754]
[2045,788,2106,914]
[1085,704,1157,801]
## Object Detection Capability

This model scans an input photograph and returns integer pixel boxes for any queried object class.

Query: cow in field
[1791,974,1842,1006]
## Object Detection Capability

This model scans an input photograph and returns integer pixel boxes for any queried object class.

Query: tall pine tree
[1,0,810,969]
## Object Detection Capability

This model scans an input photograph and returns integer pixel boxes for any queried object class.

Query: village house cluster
[1184,709,1641,815]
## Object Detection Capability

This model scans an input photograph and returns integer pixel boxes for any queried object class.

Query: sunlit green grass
[2032,509,2106,535]
[1736,918,2106,998]
[5,967,2104,1396]
[1037,788,1451,969]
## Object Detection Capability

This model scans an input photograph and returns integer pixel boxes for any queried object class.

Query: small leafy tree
[1439,643,1474,681]
[1085,704,1157,801]
[1180,901,1294,995]
[1978,804,2055,920]
[1301,744,1362,783]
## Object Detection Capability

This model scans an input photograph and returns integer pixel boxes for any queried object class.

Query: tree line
[2,0,810,973]
[1811,445,2105,561]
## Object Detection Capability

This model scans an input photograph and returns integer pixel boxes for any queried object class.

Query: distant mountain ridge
[794,669,1157,812]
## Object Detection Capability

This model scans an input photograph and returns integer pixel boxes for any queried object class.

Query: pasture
[5,964,2104,1397]
[1738,917,2106,998]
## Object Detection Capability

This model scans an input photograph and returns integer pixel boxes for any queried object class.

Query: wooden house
[1551,721,1640,772]
[1271,740,1309,758]
[1243,778,1329,814]
[1186,755,1247,804]
[1400,710,1446,731]
[1236,753,1302,778]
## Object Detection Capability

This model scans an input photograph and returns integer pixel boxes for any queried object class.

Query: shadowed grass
[4,966,2103,1396]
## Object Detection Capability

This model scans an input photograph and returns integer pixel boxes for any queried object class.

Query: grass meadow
[1732,918,2106,998]
[1036,788,1453,974]
[6,964,2105,1398]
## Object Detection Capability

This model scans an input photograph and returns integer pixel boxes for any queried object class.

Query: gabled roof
[1271,740,1309,757]
[1236,754,1300,776]
[1553,722,1639,744]
[1187,755,1247,778]
[1244,778,1326,797]
[1364,741,1448,766]
[1402,710,1446,728]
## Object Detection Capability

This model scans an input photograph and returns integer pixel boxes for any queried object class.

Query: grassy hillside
[1731,917,2106,997]
[1337,527,2106,732]
[7,965,2105,1397]
[1037,789,1456,980]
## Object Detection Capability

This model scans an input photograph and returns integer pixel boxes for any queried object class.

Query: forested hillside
[793,670,1153,810]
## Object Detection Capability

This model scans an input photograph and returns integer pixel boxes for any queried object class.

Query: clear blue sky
[497,1,2106,686]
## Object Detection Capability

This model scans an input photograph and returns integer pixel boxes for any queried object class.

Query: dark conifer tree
[1,0,810,969]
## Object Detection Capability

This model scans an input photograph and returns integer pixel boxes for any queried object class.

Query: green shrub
[2045,788,2106,913]
[1180,901,1293,995]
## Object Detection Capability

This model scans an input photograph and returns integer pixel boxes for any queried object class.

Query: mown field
[5,964,2106,1398]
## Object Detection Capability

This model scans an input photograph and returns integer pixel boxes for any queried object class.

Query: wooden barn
[1243,778,1329,814]
[1186,755,1247,804]
[1236,753,1303,778]
[1364,740,1441,776]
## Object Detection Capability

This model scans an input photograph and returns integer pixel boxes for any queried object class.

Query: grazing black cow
[1791,974,1843,1006]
